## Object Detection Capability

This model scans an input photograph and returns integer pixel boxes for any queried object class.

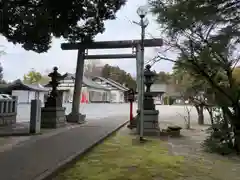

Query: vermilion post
[130,101,133,121]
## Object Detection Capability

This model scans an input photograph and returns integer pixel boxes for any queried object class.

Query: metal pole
[136,44,141,112]
[139,18,145,141]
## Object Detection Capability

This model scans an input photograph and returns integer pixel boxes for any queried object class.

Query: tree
[124,73,137,90]
[84,59,103,78]
[101,64,136,90]
[150,0,240,41]
[150,0,240,153]
[0,46,6,83]
[0,0,126,53]
[172,62,213,125]
[0,46,6,57]
[155,71,172,84]
[232,67,240,84]
[101,64,111,78]
[39,74,51,84]
[23,69,50,84]
[0,63,4,84]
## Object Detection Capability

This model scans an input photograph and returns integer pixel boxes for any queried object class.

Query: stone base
[0,113,17,126]
[41,107,67,128]
[137,110,160,136]
[66,112,86,124]
[166,126,182,137]
[160,129,181,137]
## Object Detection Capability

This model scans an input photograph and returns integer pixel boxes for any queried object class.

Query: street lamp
[136,5,149,142]
[137,5,148,18]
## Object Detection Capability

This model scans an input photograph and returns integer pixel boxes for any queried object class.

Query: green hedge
[163,96,175,105]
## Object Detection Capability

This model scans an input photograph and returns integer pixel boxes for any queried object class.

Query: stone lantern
[44,67,65,107]
[136,64,160,136]
[144,64,156,110]
[41,67,68,128]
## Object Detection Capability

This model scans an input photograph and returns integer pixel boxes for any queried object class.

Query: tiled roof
[5,79,49,92]
[65,73,109,90]
[92,76,128,91]
[107,78,129,91]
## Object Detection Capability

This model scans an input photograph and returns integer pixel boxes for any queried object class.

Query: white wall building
[91,77,129,103]
[12,90,46,104]
[149,84,167,105]
[58,73,111,103]
[4,80,49,104]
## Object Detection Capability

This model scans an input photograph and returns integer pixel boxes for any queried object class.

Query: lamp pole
[135,6,149,141]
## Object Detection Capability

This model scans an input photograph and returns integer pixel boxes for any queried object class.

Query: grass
[53,130,239,180]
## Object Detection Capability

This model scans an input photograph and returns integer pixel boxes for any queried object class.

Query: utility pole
[134,6,149,141]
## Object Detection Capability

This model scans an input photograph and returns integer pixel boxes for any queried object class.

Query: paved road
[156,105,211,126]
[0,116,128,180]
[17,103,210,124]
[17,103,137,122]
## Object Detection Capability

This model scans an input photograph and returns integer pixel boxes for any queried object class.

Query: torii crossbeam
[61,39,162,50]
[61,38,163,123]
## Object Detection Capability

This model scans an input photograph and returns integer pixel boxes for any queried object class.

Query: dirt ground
[161,125,240,180]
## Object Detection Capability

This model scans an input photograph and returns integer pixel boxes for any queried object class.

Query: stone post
[5,100,9,113]
[0,100,3,114]
[30,99,41,134]
[12,96,18,114]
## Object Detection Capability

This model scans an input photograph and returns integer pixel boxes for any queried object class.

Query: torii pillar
[61,39,163,123]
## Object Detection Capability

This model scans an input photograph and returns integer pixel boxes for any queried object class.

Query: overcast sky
[0,0,175,81]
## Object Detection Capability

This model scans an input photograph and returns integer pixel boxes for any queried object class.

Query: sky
[0,0,175,82]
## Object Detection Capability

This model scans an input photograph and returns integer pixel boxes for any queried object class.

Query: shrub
[202,107,235,155]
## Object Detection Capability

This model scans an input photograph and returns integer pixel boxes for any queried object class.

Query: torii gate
[61,39,163,123]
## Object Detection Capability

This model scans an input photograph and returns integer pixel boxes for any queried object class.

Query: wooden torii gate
[61,39,163,123]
